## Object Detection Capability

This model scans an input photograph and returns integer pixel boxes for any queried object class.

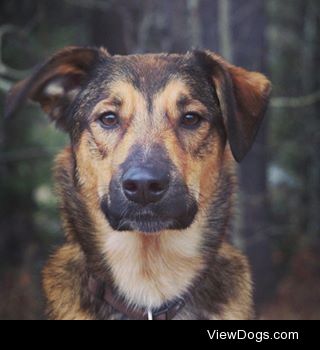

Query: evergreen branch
[270,90,320,108]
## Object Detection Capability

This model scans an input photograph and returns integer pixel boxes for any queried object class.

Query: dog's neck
[100,219,207,309]
[56,147,234,311]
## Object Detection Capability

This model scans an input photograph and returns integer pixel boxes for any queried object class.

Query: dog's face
[76,54,225,233]
[6,47,271,234]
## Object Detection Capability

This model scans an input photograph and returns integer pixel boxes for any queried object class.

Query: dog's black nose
[122,167,170,205]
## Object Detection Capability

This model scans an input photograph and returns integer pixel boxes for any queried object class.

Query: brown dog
[6,47,271,320]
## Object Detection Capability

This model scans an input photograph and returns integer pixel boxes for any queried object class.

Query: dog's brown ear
[196,51,271,162]
[5,46,105,131]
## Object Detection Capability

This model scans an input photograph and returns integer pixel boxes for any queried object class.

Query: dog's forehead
[94,53,211,99]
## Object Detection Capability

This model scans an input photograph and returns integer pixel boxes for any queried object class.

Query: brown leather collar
[88,275,185,320]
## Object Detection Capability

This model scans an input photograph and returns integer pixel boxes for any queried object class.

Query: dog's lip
[122,212,175,233]
[128,214,164,226]
[131,212,158,220]
[129,218,174,233]
[127,208,160,219]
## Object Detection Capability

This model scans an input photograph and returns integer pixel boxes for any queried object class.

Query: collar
[88,275,186,320]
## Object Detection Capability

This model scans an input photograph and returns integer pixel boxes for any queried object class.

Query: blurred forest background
[0,0,319,320]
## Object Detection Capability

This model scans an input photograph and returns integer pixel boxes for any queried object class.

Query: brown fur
[6,47,271,320]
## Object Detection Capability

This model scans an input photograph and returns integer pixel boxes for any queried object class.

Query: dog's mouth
[119,217,174,233]
[101,198,198,234]
[106,209,178,233]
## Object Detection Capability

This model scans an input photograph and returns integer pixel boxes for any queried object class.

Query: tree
[230,0,274,308]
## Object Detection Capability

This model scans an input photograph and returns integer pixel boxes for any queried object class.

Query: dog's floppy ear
[196,51,271,162]
[5,46,105,131]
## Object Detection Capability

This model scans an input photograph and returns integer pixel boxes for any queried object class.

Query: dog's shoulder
[193,242,254,320]
[213,242,254,319]
[216,241,251,278]
[42,243,92,320]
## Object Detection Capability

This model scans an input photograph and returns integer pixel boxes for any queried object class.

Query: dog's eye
[99,112,119,129]
[180,113,202,129]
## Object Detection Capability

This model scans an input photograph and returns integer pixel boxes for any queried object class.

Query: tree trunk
[89,0,127,54]
[230,0,274,309]
[217,0,232,60]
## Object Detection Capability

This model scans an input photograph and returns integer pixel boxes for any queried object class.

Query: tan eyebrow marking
[176,95,209,118]
[177,95,192,109]
[110,96,123,108]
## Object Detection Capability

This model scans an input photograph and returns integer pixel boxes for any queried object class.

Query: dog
[5,47,271,320]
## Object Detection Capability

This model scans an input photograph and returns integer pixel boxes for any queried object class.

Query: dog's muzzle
[101,171,198,233]
[100,144,198,234]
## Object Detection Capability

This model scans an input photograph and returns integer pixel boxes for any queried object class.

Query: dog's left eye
[180,113,202,129]
[99,112,120,129]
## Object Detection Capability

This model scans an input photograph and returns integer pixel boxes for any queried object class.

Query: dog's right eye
[98,112,120,129]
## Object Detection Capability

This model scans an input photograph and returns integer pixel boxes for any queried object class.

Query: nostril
[149,182,165,193]
[123,180,138,193]
[122,167,170,204]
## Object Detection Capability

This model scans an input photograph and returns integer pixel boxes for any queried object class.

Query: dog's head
[6,47,271,234]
